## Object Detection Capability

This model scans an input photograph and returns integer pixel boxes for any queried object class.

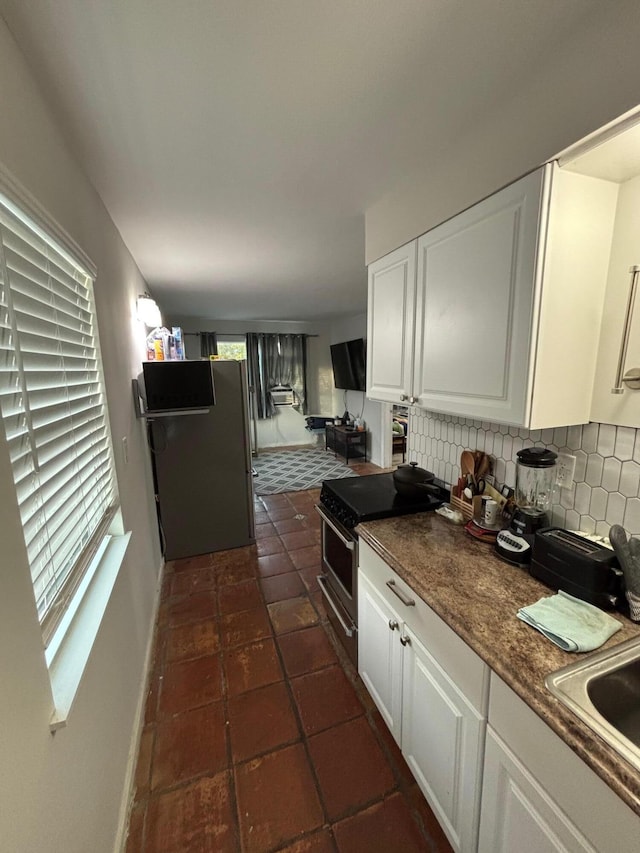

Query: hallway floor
[126,469,453,852]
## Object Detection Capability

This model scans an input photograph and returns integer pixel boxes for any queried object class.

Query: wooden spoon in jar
[460,450,476,481]
[476,453,491,480]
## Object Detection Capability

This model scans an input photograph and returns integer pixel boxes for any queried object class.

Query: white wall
[591,173,640,426]
[329,313,387,467]
[365,4,640,264]
[0,19,161,853]
[171,314,334,448]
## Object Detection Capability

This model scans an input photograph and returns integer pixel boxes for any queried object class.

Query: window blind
[0,195,116,636]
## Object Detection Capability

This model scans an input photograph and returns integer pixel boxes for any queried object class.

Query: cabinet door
[488,673,640,853]
[413,168,545,423]
[357,571,404,744]
[401,626,485,853]
[479,728,596,853]
[366,242,417,404]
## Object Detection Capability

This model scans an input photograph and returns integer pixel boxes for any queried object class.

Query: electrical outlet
[122,436,128,465]
[556,452,576,489]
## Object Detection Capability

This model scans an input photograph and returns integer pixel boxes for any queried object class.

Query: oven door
[315,504,358,665]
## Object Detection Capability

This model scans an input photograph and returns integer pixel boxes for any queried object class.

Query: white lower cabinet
[359,542,640,853]
[479,674,640,853]
[401,626,486,852]
[479,727,596,853]
[358,571,404,744]
[358,541,488,852]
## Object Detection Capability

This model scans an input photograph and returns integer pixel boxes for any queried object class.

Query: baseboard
[113,557,165,853]
[258,441,318,451]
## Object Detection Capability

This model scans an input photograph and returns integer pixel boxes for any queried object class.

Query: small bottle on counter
[172,327,185,360]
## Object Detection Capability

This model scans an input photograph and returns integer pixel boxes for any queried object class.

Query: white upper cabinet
[414,168,544,424]
[366,163,617,428]
[366,242,416,404]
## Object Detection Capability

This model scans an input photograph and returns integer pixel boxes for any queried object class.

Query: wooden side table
[325,424,367,464]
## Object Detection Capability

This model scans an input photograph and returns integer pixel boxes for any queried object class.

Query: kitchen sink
[545,635,640,773]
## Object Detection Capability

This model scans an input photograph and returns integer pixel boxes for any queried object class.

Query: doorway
[391,404,409,466]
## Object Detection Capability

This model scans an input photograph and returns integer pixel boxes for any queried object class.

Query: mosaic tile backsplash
[407,413,640,537]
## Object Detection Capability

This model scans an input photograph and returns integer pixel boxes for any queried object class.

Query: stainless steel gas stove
[315,472,448,664]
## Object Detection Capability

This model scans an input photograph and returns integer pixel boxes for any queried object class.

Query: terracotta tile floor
[127,468,453,853]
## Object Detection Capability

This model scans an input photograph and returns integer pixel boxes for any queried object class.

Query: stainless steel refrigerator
[149,360,255,560]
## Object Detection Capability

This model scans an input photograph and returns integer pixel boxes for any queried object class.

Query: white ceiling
[0,0,604,322]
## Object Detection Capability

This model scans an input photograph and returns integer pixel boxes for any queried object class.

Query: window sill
[45,527,131,732]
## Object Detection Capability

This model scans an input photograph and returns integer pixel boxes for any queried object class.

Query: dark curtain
[199,332,218,357]
[278,334,308,414]
[247,333,276,419]
[246,332,308,419]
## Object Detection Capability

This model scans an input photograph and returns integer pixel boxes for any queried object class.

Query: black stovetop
[319,472,449,530]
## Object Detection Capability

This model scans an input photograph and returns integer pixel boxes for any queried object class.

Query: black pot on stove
[392,462,441,499]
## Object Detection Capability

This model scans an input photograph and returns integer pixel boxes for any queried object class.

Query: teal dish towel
[517,590,622,653]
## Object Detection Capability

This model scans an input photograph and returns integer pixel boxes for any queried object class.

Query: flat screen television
[330,338,366,392]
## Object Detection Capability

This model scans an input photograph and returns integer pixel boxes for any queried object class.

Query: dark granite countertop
[356,512,640,817]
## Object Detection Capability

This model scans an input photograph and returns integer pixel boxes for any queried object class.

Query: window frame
[0,170,120,645]
[215,333,248,361]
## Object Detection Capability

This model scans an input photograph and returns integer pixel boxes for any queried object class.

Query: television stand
[325,424,367,464]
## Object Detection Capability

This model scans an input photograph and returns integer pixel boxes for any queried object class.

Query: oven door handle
[315,504,355,550]
[317,575,356,637]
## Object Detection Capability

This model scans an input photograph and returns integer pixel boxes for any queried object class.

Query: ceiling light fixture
[136,293,162,327]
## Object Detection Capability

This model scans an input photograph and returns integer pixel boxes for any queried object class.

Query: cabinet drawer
[358,539,489,713]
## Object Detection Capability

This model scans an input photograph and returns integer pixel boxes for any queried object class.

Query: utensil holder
[450,485,478,521]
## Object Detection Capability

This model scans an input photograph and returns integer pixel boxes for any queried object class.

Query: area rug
[253,448,359,495]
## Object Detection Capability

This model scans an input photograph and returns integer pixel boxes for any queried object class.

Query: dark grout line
[127,480,440,852]
[260,493,341,847]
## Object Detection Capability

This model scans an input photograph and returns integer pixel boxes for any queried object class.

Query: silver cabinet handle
[612,265,640,394]
[317,575,355,638]
[388,619,399,631]
[400,635,411,646]
[386,580,415,607]
[399,394,408,401]
[409,396,418,405]
[315,504,355,550]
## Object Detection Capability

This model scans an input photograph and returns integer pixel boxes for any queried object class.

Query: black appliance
[145,360,254,560]
[316,472,447,664]
[330,338,366,391]
[530,528,625,610]
[141,360,215,412]
[495,513,549,566]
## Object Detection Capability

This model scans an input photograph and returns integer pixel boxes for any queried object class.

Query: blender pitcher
[495,447,557,566]
[514,447,557,527]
